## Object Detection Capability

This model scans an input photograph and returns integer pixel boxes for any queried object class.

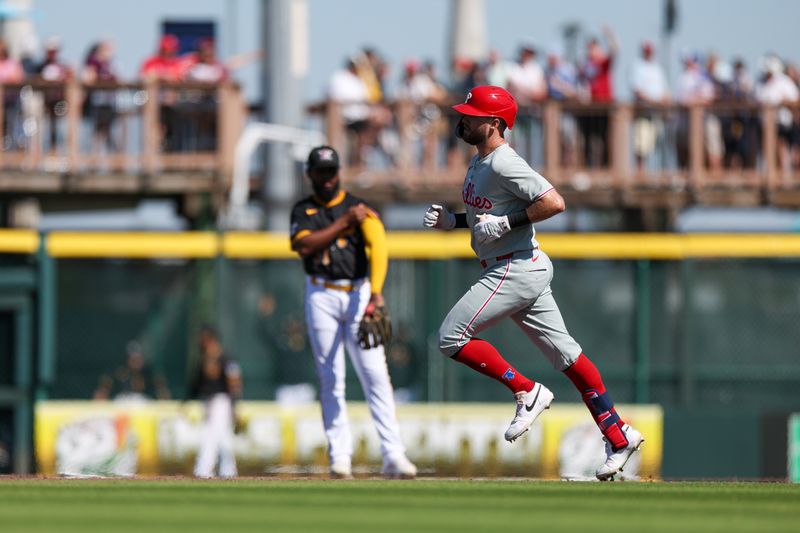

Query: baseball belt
[309,276,364,292]
[480,250,539,269]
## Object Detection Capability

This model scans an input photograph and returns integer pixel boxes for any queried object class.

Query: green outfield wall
[1,230,800,477]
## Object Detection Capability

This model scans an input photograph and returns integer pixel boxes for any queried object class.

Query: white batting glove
[423,204,456,230]
[474,213,511,244]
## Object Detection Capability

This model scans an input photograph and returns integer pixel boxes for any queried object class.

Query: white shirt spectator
[186,62,227,83]
[397,72,438,103]
[486,51,511,88]
[328,68,370,123]
[756,71,799,127]
[677,66,715,104]
[507,59,546,102]
[756,72,800,106]
[630,58,669,103]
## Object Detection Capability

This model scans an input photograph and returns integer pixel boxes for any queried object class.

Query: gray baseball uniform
[438,143,582,370]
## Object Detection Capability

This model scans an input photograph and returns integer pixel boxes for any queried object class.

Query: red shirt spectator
[581,27,618,102]
[585,56,613,101]
[140,34,187,82]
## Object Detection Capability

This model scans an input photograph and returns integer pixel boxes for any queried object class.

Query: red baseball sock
[452,338,534,394]
[564,353,629,451]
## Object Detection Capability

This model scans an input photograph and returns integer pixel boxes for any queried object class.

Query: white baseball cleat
[504,382,554,442]
[381,454,417,479]
[330,457,353,479]
[595,424,644,481]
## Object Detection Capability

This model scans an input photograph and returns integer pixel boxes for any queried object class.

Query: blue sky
[31,0,800,104]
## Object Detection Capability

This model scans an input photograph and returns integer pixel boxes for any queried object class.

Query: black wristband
[454,213,468,228]
[506,210,531,228]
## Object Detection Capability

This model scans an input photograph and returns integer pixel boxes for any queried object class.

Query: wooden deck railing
[311,99,800,207]
[0,81,798,211]
[0,80,247,192]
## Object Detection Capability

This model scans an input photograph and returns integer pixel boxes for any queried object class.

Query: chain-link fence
[50,256,800,411]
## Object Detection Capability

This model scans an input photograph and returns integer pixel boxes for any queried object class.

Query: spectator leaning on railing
[629,40,670,173]
[756,55,800,179]
[0,38,24,148]
[675,50,715,169]
[787,62,800,169]
[507,44,547,104]
[328,56,372,166]
[82,39,118,152]
[355,47,384,104]
[486,48,511,89]
[719,58,759,169]
[397,59,446,104]
[184,38,229,84]
[140,34,188,152]
[140,34,187,82]
[546,44,579,166]
[545,44,578,101]
[183,38,228,151]
[579,26,617,167]
[36,36,73,151]
[702,52,727,172]
[505,44,545,162]
[0,39,24,84]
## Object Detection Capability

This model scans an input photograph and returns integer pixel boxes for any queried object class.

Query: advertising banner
[36,401,662,479]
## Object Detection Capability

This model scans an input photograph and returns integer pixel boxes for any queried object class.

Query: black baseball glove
[358,305,392,349]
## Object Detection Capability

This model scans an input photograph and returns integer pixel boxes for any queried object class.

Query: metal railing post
[36,234,56,400]
[634,259,651,403]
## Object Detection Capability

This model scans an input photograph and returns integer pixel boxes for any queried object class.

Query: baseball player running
[290,145,416,479]
[423,86,643,480]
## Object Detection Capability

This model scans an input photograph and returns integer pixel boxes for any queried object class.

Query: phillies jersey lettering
[290,192,374,280]
[463,182,493,210]
[462,143,554,260]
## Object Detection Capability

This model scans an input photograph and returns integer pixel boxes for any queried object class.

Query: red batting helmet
[452,85,518,130]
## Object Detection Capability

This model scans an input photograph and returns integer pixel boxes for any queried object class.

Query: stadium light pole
[447,0,487,83]
[662,0,678,87]
[260,0,308,231]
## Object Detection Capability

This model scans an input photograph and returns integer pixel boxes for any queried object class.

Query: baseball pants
[304,277,406,464]
[194,393,238,478]
[438,249,582,370]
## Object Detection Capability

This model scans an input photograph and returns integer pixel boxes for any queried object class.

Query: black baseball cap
[306,146,340,171]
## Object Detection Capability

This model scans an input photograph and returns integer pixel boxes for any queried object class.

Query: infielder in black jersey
[189,325,241,478]
[289,145,416,479]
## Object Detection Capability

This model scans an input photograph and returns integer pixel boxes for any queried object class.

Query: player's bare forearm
[525,189,566,223]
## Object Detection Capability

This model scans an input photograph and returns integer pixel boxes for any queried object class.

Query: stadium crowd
[0,33,258,154]
[327,30,800,172]
[0,29,797,172]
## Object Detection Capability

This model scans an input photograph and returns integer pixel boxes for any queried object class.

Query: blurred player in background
[189,325,241,479]
[423,86,643,481]
[290,146,416,479]
[93,340,170,402]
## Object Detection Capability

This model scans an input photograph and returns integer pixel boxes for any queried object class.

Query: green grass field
[1,478,798,532]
